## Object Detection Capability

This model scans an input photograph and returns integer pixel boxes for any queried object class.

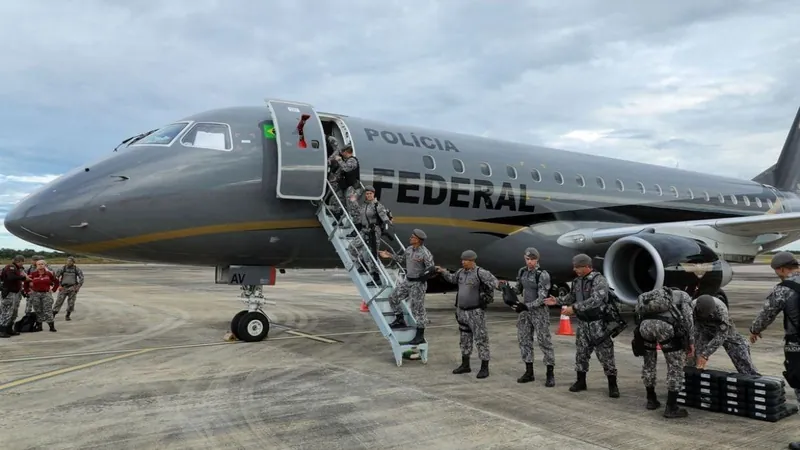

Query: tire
[236,311,270,342]
[230,310,248,340]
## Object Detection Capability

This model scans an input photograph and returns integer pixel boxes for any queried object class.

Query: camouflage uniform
[54,259,85,319]
[553,254,618,397]
[387,229,434,346]
[348,189,391,280]
[441,250,498,379]
[0,259,26,337]
[340,158,362,220]
[513,256,555,385]
[28,291,55,324]
[689,295,758,375]
[636,287,695,417]
[325,136,343,214]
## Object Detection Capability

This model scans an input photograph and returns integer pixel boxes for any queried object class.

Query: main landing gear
[215,265,278,343]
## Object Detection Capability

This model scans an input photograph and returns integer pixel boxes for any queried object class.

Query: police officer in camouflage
[332,145,362,222]
[635,287,695,418]
[545,253,619,398]
[379,229,434,346]
[437,250,498,379]
[504,247,555,386]
[54,256,85,320]
[348,186,392,286]
[689,294,759,375]
[749,251,800,425]
[0,255,29,338]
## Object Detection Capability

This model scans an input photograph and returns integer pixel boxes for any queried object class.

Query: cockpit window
[132,122,190,146]
[180,122,232,151]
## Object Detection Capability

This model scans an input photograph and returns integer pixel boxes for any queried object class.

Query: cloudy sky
[1,0,800,251]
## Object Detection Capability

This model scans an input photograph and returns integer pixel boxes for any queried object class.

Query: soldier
[378,229,434,346]
[24,259,59,332]
[54,256,85,320]
[544,253,619,398]
[749,251,800,413]
[502,247,555,386]
[325,134,344,216]
[635,287,695,418]
[348,185,392,287]
[333,145,362,222]
[0,255,29,338]
[437,250,498,379]
[690,294,759,375]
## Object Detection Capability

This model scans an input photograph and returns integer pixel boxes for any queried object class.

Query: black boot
[663,390,688,418]
[545,365,555,387]
[389,314,406,329]
[517,362,534,383]
[607,375,620,398]
[65,312,71,321]
[476,360,489,379]
[789,442,800,450]
[8,323,19,335]
[646,386,660,410]
[569,371,587,392]
[453,355,471,374]
[48,322,56,332]
[0,326,10,338]
[408,327,425,345]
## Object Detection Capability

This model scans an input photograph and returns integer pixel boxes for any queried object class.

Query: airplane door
[266,99,327,200]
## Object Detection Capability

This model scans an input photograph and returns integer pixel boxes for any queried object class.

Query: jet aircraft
[5,99,800,360]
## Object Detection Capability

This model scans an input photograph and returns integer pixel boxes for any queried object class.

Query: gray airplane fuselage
[5,104,799,293]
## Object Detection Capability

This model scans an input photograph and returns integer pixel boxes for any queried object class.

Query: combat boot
[408,328,425,345]
[8,324,19,335]
[545,365,555,387]
[517,362,534,383]
[66,312,71,321]
[607,375,620,398]
[48,322,56,332]
[453,355,471,374]
[0,326,10,338]
[663,390,688,418]
[789,442,800,449]
[569,371,587,392]
[476,360,489,379]
[389,314,406,329]
[645,386,660,410]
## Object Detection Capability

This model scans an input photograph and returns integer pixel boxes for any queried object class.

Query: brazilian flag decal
[263,124,276,139]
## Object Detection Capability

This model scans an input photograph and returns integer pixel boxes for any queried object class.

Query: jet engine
[603,232,734,306]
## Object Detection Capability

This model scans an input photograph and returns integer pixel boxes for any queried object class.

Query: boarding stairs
[314,180,429,366]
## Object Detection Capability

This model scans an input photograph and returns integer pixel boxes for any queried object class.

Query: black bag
[14,312,41,333]
[501,284,519,306]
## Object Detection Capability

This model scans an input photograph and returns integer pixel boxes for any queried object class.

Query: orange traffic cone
[656,343,662,351]
[557,306,574,336]
[359,300,369,312]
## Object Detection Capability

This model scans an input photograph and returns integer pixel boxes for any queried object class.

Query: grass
[43,256,122,265]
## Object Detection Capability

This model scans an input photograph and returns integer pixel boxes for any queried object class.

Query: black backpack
[14,312,42,333]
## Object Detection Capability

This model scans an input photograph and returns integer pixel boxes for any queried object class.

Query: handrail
[323,179,397,289]
[355,180,407,276]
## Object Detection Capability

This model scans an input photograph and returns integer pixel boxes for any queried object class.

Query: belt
[61,284,75,287]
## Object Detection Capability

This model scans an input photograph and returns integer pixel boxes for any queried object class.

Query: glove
[512,302,529,313]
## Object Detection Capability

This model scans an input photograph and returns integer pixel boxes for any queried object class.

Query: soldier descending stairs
[315,179,431,366]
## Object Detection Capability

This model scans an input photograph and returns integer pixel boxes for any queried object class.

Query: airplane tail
[752,105,800,191]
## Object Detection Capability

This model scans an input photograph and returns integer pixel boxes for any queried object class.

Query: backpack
[635,287,674,316]
[14,312,42,333]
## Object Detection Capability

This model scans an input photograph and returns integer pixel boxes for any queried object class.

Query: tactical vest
[455,268,482,310]
[778,279,800,340]
[637,289,688,352]
[340,156,360,188]
[517,266,542,305]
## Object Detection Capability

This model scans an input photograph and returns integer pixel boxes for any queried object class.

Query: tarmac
[0,263,798,449]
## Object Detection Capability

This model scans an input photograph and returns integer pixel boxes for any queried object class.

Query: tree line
[0,248,86,260]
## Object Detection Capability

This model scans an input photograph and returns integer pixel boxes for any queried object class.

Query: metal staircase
[314,180,429,366]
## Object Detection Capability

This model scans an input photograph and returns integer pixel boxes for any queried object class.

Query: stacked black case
[678,366,799,422]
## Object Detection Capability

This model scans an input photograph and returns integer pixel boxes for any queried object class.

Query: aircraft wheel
[237,311,270,342]
[716,289,729,308]
[230,310,248,340]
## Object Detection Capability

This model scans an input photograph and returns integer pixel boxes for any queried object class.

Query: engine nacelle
[603,233,734,306]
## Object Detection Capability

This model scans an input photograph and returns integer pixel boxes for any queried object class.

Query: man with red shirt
[24,259,59,332]
[0,255,29,338]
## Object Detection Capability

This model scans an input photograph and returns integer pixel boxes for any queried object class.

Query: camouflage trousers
[0,291,22,327]
[343,186,363,222]
[348,226,382,274]
[54,285,79,314]
[517,306,554,366]
[326,180,342,214]
[389,280,428,328]
[29,291,55,323]
[575,320,617,376]
[456,307,490,361]
[639,320,686,392]
[689,332,759,375]
[784,343,800,403]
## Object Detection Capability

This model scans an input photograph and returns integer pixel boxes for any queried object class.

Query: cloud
[0,0,799,248]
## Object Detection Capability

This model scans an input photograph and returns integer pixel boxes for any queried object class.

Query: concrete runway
[0,263,798,449]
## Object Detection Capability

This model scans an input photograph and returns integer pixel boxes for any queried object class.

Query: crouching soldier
[25,259,59,332]
[545,253,619,397]
[690,294,759,375]
[437,250,498,379]
[634,287,695,418]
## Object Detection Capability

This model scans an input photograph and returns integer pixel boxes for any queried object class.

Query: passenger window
[615,179,624,191]
[596,177,606,189]
[653,184,663,196]
[531,169,542,182]
[576,174,585,187]
[480,162,492,177]
[180,122,232,151]
[423,155,435,170]
[718,193,725,203]
[506,165,518,179]
[730,195,738,205]
[756,197,763,208]
[636,182,646,194]
[554,172,564,185]
[686,189,694,199]
[743,196,750,206]
[703,191,710,201]
[137,122,190,146]
[669,186,679,198]
[452,158,464,173]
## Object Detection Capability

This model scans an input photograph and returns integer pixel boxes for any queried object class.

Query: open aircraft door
[266,99,328,200]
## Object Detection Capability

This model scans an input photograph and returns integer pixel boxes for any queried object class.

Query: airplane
[5,99,800,365]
